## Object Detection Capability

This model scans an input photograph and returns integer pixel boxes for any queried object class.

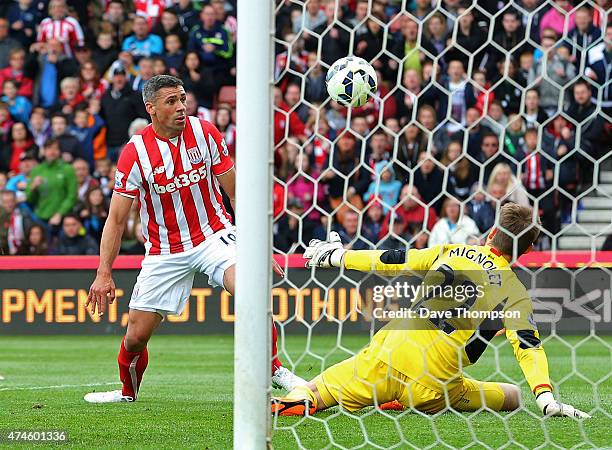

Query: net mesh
[270,0,611,447]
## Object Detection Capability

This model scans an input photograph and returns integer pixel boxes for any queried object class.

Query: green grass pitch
[0,335,610,449]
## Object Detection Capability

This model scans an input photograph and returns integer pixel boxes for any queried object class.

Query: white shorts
[129,227,237,316]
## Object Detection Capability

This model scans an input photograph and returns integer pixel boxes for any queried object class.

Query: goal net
[270,0,611,447]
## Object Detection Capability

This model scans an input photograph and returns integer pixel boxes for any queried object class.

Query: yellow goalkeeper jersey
[344,244,553,395]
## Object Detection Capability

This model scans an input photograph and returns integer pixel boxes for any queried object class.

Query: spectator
[492,58,525,113]
[304,51,326,103]
[428,197,480,247]
[544,115,578,223]
[50,113,80,162]
[93,158,113,198]
[469,187,497,234]
[25,137,77,227]
[128,118,149,138]
[379,185,438,239]
[72,158,98,201]
[440,141,475,201]
[134,0,167,29]
[0,102,14,147]
[100,66,140,161]
[6,149,37,203]
[440,60,475,133]
[77,186,108,242]
[366,130,391,170]
[287,152,323,221]
[214,104,236,159]
[5,121,37,174]
[274,86,307,145]
[417,105,449,156]
[51,76,86,118]
[37,39,80,109]
[355,13,390,74]
[35,0,84,57]
[322,131,369,224]
[528,29,577,116]
[412,0,433,20]
[390,15,437,77]
[152,8,188,49]
[363,161,402,214]
[16,223,48,255]
[6,0,40,48]
[122,15,163,63]
[163,34,184,77]
[481,100,508,136]
[0,17,20,70]
[122,222,146,255]
[2,79,31,122]
[100,1,132,50]
[395,124,427,180]
[131,56,154,92]
[522,89,549,128]
[585,23,612,113]
[53,213,98,255]
[274,198,315,253]
[521,128,556,234]
[487,162,530,207]
[565,6,601,67]
[284,83,310,124]
[304,2,350,66]
[336,210,370,250]
[361,200,384,245]
[78,61,109,102]
[0,47,33,99]
[413,151,444,213]
[29,107,51,148]
[503,114,526,160]
[180,50,217,108]
[92,32,118,75]
[471,69,493,116]
[480,133,516,184]
[444,7,487,67]
[463,107,493,160]
[188,5,234,86]
[486,9,527,75]
[176,0,200,35]
[210,0,237,43]
[539,0,575,41]
[0,189,34,254]
[292,0,326,34]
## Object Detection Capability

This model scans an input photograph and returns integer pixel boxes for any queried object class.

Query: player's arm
[216,166,235,212]
[87,193,133,316]
[303,231,442,273]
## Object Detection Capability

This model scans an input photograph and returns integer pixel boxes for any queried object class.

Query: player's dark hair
[142,75,184,104]
[492,203,540,257]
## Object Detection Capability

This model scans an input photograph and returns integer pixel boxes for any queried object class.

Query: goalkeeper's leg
[450,378,520,412]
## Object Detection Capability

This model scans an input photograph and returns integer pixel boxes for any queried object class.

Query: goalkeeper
[272,203,590,419]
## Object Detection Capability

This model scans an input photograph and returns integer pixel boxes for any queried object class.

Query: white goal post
[233,0,274,449]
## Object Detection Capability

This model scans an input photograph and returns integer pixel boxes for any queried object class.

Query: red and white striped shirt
[114,117,234,256]
[37,16,85,57]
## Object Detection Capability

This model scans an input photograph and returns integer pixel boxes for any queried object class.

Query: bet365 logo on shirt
[153,166,207,194]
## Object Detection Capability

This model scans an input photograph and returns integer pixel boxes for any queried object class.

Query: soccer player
[272,204,591,419]
[84,75,304,403]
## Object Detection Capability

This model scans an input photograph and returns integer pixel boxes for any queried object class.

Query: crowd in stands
[0,0,610,256]
[272,0,611,253]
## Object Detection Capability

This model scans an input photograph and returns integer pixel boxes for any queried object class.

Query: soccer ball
[326,56,377,107]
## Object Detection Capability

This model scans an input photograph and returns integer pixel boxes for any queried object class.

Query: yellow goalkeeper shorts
[313,346,505,413]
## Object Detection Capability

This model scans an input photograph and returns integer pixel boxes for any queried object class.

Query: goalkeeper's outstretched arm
[506,329,590,418]
[303,232,441,273]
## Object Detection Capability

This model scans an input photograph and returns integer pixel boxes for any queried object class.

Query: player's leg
[451,378,520,413]
[201,230,306,390]
[118,309,163,398]
[85,253,193,404]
